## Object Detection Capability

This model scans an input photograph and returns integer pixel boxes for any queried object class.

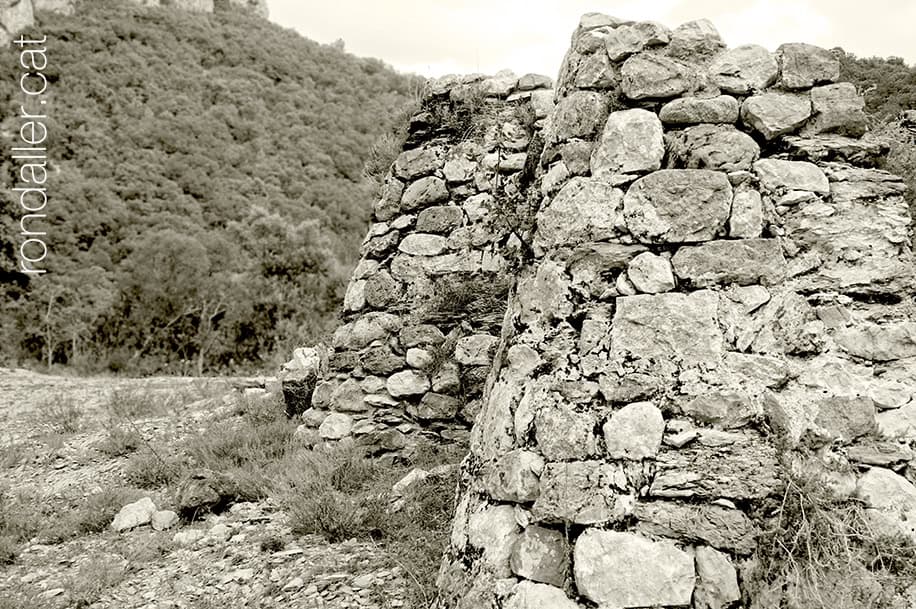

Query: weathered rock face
[623,169,732,243]
[436,13,915,609]
[287,74,553,455]
[0,0,32,46]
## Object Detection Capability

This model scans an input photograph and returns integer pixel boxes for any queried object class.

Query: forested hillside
[0,0,418,374]
[838,51,916,119]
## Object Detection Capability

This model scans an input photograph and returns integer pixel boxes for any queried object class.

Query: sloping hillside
[0,0,418,373]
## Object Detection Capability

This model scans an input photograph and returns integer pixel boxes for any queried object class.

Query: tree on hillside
[0,1,416,373]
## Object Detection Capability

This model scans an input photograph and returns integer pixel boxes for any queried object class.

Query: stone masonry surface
[285,71,556,457]
[429,13,916,609]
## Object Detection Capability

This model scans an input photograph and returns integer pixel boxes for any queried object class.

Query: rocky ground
[0,368,414,609]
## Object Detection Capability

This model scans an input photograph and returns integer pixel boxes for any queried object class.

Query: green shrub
[280,445,388,541]
[182,397,296,499]
[124,450,185,489]
[66,554,128,607]
[381,471,458,608]
[751,467,916,609]
[97,420,142,457]
[35,393,82,434]
[0,442,32,469]
[0,486,44,544]
[417,272,509,331]
[0,534,19,565]
[279,441,461,605]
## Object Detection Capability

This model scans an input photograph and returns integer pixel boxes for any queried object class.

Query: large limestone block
[612,290,723,366]
[509,526,569,587]
[603,401,665,459]
[781,134,888,166]
[112,497,157,532]
[781,172,913,296]
[455,334,499,366]
[741,93,812,139]
[778,42,840,89]
[485,449,545,502]
[836,323,916,362]
[635,502,758,554]
[468,505,521,577]
[694,546,741,609]
[806,82,867,137]
[623,169,732,243]
[754,159,829,194]
[877,401,916,440]
[400,177,448,211]
[407,392,462,420]
[574,530,695,607]
[533,177,625,250]
[34,0,76,14]
[318,412,353,440]
[667,18,724,60]
[386,370,430,397]
[516,259,573,324]
[626,252,675,293]
[856,467,916,542]
[394,146,445,180]
[506,582,579,609]
[417,205,464,233]
[536,403,599,460]
[0,0,33,46]
[709,44,778,94]
[620,53,692,100]
[548,90,608,142]
[590,109,664,177]
[532,461,631,525]
[728,187,764,238]
[672,239,787,287]
[650,434,781,499]
[604,21,670,61]
[363,271,401,309]
[665,125,760,172]
[659,95,739,124]
[332,313,401,350]
[329,378,368,412]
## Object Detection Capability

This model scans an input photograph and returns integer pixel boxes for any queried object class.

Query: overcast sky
[267,1,915,78]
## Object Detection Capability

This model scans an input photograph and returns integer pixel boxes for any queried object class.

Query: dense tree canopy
[0,0,418,373]
[837,50,916,119]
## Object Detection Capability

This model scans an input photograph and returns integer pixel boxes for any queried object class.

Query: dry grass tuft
[278,441,460,607]
[35,393,83,434]
[752,467,916,609]
[417,273,509,332]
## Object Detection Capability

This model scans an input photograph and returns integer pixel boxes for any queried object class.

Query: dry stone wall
[288,73,555,455]
[435,13,916,609]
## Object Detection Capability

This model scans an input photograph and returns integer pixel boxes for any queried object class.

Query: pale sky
[265,1,915,78]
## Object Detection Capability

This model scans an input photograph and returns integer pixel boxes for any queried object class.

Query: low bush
[279,441,461,606]
[182,395,296,500]
[66,553,129,607]
[751,467,916,609]
[97,420,142,457]
[124,450,185,489]
[34,393,82,434]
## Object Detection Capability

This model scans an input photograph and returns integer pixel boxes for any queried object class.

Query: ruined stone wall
[290,73,555,455]
[436,14,916,609]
